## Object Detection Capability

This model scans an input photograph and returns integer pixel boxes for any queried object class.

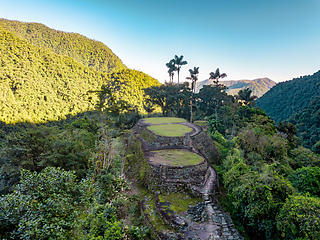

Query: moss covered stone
[140,128,155,143]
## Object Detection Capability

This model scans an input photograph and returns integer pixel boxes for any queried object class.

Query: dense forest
[0,24,159,124]
[256,70,320,148]
[0,18,126,73]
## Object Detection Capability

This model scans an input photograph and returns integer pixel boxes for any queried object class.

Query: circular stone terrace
[141,117,204,166]
[143,117,193,137]
[149,149,204,166]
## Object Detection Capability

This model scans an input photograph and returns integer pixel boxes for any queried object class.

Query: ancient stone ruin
[125,117,244,240]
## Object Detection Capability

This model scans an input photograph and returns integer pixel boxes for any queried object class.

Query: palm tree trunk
[190,91,193,123]
[177,69,180,85]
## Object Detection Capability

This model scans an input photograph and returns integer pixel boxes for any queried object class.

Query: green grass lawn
[147,124,192,137]
[150,149,204,166]
[144,117,186,124]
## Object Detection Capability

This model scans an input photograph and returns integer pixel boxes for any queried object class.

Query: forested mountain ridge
[0,27,159,124]
[0,18,126,73]
[256,70,320,148]
[287,96,320,148]
[256,70,320,123]
[196,77,276,97]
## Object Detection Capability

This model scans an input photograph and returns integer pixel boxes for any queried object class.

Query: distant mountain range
[196,77,276,97]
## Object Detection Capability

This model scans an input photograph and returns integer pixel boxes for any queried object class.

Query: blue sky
[1,0,320,83]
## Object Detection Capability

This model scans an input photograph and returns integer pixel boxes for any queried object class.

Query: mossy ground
[144,117,186,124]
[144,195,175,233]
[150,149,204,166]
[159,193,202,214]
[147,124,192,137]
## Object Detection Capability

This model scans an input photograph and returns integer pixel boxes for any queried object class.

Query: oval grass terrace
[143,117,186,124]
[147,124,193,137]
[143,117,193,137]
[149,149,204,166]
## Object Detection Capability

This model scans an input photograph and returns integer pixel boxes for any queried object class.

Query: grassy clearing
[147,124,192,137]
[159,193,202,214]
[150,149,204,166]
[144,117,186,124]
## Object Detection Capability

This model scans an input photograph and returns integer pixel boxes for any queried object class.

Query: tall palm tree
[209,68,227,84]
[166,59,176,83]
[236,88,258,107]
[186,67,199,123]
[173,55,188,84]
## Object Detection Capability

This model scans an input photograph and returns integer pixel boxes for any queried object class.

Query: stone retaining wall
[148,160,208,194]
[149,160,208,180]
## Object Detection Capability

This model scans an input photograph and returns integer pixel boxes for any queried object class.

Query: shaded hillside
[0,18,126,73]
[256,70,320,123]
[0,28,159,124]
[288,96,320,148]
[196,78,276,97]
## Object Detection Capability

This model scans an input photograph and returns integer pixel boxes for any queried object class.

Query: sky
[1,0,320,83]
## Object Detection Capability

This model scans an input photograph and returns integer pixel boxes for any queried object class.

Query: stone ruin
[126,118,244,240]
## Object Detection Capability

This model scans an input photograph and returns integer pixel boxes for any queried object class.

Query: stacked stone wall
[148,160,208,194]
[191,131,220,165]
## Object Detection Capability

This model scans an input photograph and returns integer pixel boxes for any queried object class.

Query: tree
[0,167,93,239]
[196,84,232,117]
[186,67,199,123]
[145,83,191,118]
[209,68,227,84]
[236,88,258,107]
[289,166,320,197]
[173,55,188,84]
[165,59,177,83]
[276,194,320,240]
[144,85,168,116]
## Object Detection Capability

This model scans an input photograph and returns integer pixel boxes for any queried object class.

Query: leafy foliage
[276,194,320,240]
[0,167,93,239]
[289,167,320,197]
[0,27,159,124]
[0,18,126,73]
[1,122,96,179]
[256,70,320,148]
[288,96,320,148]
[145,82,191,119]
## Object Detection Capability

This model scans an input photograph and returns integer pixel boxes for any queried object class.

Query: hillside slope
[196,78,276,97]
[287,96,320,148]
[0,18,126,73]
[256,71,320,123]
[256,70,320,148]
[0,28,159,124]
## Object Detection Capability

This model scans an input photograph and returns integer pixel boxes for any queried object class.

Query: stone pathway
[176,164,242,240]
